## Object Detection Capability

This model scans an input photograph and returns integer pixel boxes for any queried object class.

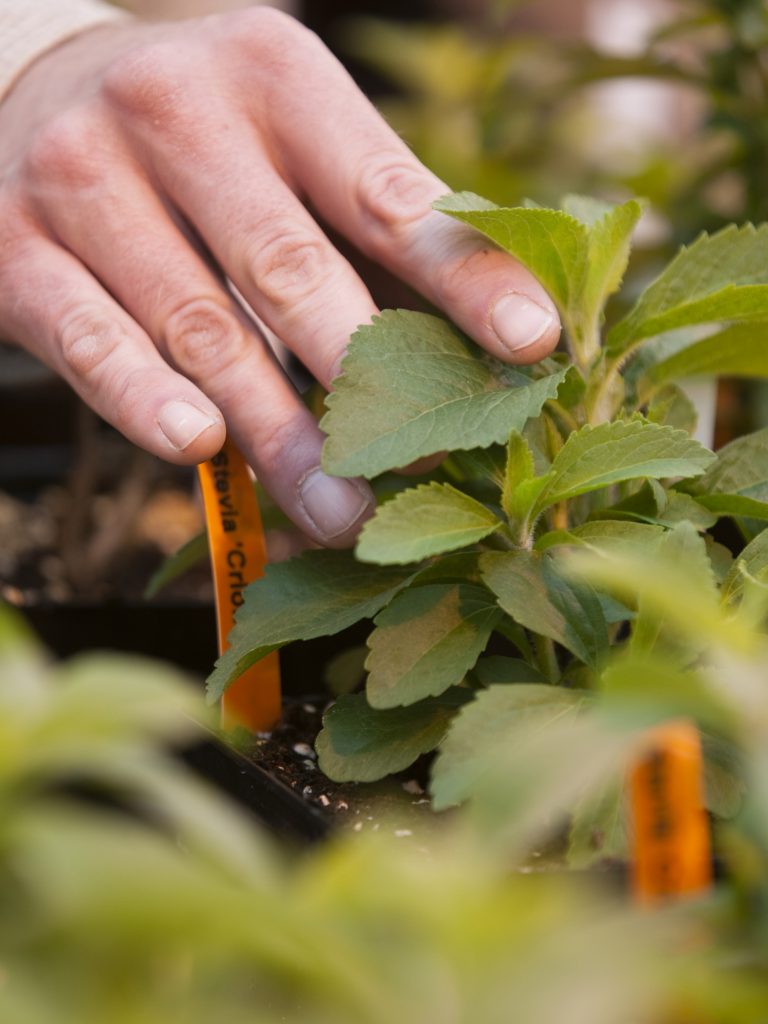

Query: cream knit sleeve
[0,0,129,103]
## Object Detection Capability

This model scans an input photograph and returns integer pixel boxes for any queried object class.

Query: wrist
[0,21,152,161]
[0,0,130,105]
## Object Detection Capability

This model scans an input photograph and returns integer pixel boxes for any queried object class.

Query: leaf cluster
[210,191,768,866]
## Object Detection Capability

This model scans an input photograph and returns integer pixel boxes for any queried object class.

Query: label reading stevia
[198,439,281,732]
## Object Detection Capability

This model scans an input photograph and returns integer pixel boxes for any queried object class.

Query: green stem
[508,513,535,550]
[586,355,625,424]
[574,316,602,373]
[550,501,569,533]
[535,635,560,683]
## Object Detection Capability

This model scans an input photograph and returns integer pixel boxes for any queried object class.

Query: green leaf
[636,522,718,657]
[722,530,768,604]
[356,482,502,565]
[143,531,208,600]
[537,519,665,556]
[592,483,717,531]
[599,651,738,736]
[696,493,768,522]
[706,536,734,585]
[473,655,546,686]
[686,427,768,502]
[609,223,768,354]
[502,432,535,521]
[366,584,501,708]
[567,781,626,869]
[530,419,714,516]
[430,683,589,809]
[410,551,483,586]
[321,310,567,478]
[434,192,587,312]
[481,551,609,667]
[553,361,587,409]
[206,551,415,702]
[645,384,698,434]
[446,446,505,489]
[596,655,744,820]
[436,193,642,354]
[459,711,640,857]
[41,654,204,752]
[577,198,645,341]
[651,488,718,530]
[644,322,768,386]
[702,734,745,819]
[569,524,758,656]
[323,646,368,696]
[315,689,467,783]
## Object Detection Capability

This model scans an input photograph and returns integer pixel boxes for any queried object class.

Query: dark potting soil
[237,697,442,844]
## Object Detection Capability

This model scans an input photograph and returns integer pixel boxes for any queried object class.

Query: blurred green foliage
[344,0,768,237]
[7,533,768,1021]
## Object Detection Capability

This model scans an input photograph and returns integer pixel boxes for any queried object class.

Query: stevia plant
[208,191,768,861]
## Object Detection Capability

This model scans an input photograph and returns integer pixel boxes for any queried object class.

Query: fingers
[159,313,373,548]
[97,57,379,391]
[100,13,558,373]
[24,170,375,546]
[0,6,561,558]
[0,235,225,463]
[243,18,561,363]
[159,151,379,389]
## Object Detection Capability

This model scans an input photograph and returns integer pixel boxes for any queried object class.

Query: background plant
[5,602,768,1023]
[345,1,768,233]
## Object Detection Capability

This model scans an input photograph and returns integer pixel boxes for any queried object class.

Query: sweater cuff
[0,1,129,104]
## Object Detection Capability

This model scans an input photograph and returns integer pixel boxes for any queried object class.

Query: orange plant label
[197,438,281,732]
[629,720,712,905]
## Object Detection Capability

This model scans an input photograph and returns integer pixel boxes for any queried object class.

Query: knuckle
[436,245,498,304]
[111,366,163,433]
[257,417,304,475]
[102,44,187,123]
[357,156,440,236]
[247,229,333,310]
[24,109,105,188]
[57,306,123,380]
[164,298,248,377]
[231,7,316,61]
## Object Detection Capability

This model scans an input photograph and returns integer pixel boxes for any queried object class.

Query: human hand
[0,8,560,547]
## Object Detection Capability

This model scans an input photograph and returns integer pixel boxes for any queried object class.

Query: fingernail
[157,400,219,451]
[298,468,372,541]
[491,293,557,353]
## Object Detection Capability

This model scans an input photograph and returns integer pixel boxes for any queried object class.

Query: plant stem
[549,501,568,532]
[535,635,560,683]
[574,317,602,373]
[586,356,624,424]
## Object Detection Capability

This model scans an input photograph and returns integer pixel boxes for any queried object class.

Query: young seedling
[207,191,768,861]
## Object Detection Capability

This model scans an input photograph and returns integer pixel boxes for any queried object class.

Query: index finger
[253,18,561,364]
